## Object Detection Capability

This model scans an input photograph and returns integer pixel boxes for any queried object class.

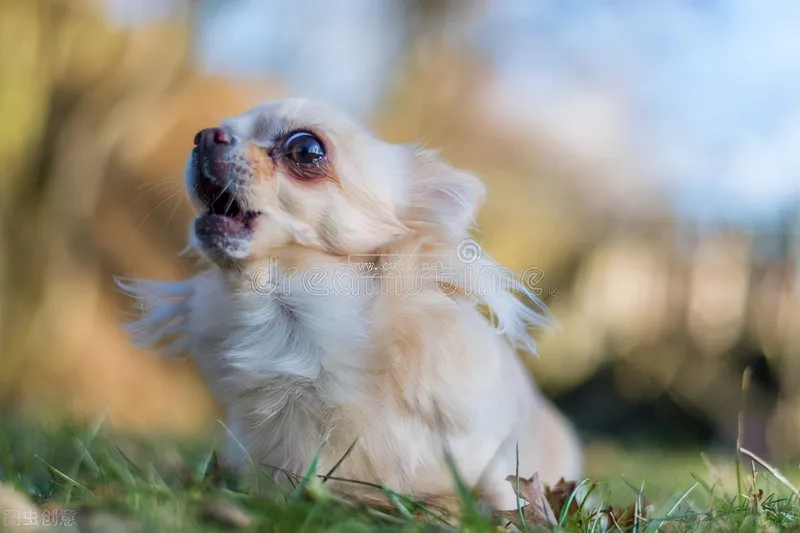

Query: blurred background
[2,0,800,470]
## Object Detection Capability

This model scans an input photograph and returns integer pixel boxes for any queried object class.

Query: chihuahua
[117,98,582,511]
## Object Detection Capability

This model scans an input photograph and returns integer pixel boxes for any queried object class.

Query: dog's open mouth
[194,173,260,227]
[195,177,242,220]
[191,169,260,259]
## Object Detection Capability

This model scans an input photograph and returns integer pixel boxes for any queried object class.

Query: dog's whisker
[212,181,232,207]
[137,190,181,230]
[163,193,184,230]
[223,189,236,216]
[134,176,177,193]
[133,178,179,207]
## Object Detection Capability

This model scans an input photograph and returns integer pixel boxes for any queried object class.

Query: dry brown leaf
[608,504,637,531]
[495,472,558,527]
[593,498,654,532]
[750,488,765,512]
[545,477,580,520]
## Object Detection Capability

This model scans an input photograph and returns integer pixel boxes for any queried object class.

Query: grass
[1,415,800,532]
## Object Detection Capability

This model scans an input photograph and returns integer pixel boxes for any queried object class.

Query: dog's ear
[406,147,487,234]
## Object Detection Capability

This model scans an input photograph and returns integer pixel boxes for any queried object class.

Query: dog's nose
[194,127,232,152]
[193,128,234,183]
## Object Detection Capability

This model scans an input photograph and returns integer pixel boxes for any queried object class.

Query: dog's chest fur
[187,266,373,392]
[181,264,525,487]
[118,255,580,508]
[184,266,400,475]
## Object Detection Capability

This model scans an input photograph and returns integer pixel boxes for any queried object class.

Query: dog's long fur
[116,99,582,510]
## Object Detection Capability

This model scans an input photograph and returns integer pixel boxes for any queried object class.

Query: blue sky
[105,0,800,228]
[472,1,800,226]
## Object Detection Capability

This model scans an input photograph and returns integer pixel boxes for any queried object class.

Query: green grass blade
[291,448,322,502]
[559,478,591,527]
[36,456,93,497]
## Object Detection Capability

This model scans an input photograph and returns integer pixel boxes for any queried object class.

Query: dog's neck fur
[118,229,550,369]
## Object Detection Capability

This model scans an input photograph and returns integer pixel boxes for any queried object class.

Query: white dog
[117,98,582,511]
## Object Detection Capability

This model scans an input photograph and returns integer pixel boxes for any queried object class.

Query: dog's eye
[283,132,325,166]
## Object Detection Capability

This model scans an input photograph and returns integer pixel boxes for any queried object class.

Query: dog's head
[185,98,486,265]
